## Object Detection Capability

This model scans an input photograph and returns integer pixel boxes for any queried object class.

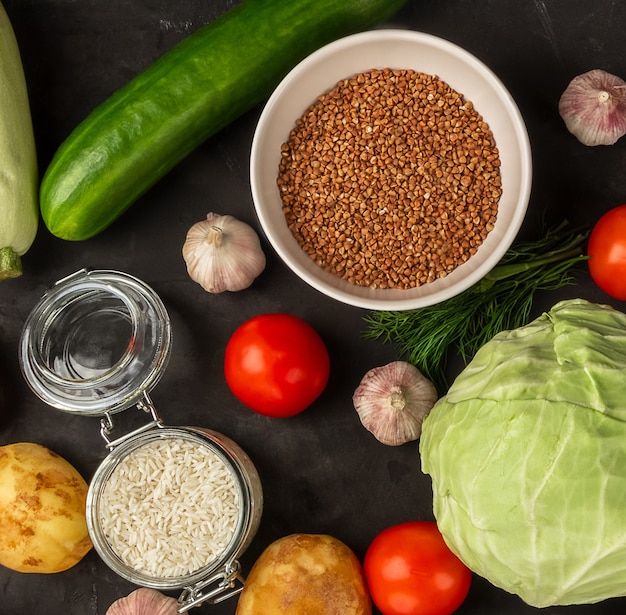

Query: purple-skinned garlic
[352,361,438,446]
[558,69,626,146]
[106,588,179,615]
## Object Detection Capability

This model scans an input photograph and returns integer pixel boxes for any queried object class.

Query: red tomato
[588,204,626,300]
[364,521,471,615]
[224,313,330,418]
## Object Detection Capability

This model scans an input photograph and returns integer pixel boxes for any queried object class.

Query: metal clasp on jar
[99,391,164,450]
[177,560,245,612]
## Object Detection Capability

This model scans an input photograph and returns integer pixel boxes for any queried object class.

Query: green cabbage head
[420,298,626,607]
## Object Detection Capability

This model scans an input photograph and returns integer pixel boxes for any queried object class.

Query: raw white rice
[100,437,240,578]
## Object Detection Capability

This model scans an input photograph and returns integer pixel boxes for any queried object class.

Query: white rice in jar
[99,437,240,578]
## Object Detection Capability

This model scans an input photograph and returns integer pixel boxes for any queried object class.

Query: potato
[236,533,371,615]
[0,442,92,573]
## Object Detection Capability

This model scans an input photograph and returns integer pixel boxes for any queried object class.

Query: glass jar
[19,269,263,611]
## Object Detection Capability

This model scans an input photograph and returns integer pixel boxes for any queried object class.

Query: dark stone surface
[1,0,625,613]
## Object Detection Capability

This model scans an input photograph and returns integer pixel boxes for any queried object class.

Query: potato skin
[0,442,92,573]
[236,533,371,615]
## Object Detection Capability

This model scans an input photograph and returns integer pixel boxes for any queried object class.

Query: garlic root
[183,213,266,293]
[352,361,438,446]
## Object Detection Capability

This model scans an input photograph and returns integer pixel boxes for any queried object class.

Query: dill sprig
[363,221,589,393]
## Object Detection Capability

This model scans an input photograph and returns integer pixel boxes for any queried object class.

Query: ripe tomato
[588,204,626,300]
[364,521,471,615]
[224,313,330,418]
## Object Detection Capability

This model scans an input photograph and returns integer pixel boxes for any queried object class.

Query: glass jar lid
[19,269,172,416]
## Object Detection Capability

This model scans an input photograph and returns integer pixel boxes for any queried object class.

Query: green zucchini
[40,0,407,241]
[0,2,39,279]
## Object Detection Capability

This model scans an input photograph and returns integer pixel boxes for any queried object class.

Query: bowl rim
[250,29,532,311]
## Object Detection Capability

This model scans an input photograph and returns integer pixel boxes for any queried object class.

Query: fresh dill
[363,221,589,393]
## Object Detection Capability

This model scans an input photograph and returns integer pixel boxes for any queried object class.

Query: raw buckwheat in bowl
[250,29,532,310]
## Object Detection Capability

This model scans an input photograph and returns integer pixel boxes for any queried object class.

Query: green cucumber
[0,2,39,279]
[40,0,407,241]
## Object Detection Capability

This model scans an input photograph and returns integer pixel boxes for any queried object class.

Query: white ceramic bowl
[250,29,532,310]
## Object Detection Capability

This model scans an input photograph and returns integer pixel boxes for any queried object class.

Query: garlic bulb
[352,361,438,446]
[183,213,266,293]
[106,588,179,615]
[558,69,626,146]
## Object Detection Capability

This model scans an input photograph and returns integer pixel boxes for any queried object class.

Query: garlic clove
[183,212,266,293]
[105,588,179,615]
[558,69,626,146]
[352,361,438,446]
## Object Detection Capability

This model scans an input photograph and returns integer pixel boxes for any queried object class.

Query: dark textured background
[1,0,626,613]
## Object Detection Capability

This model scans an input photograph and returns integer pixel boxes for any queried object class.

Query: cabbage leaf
[420,298,626,607]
